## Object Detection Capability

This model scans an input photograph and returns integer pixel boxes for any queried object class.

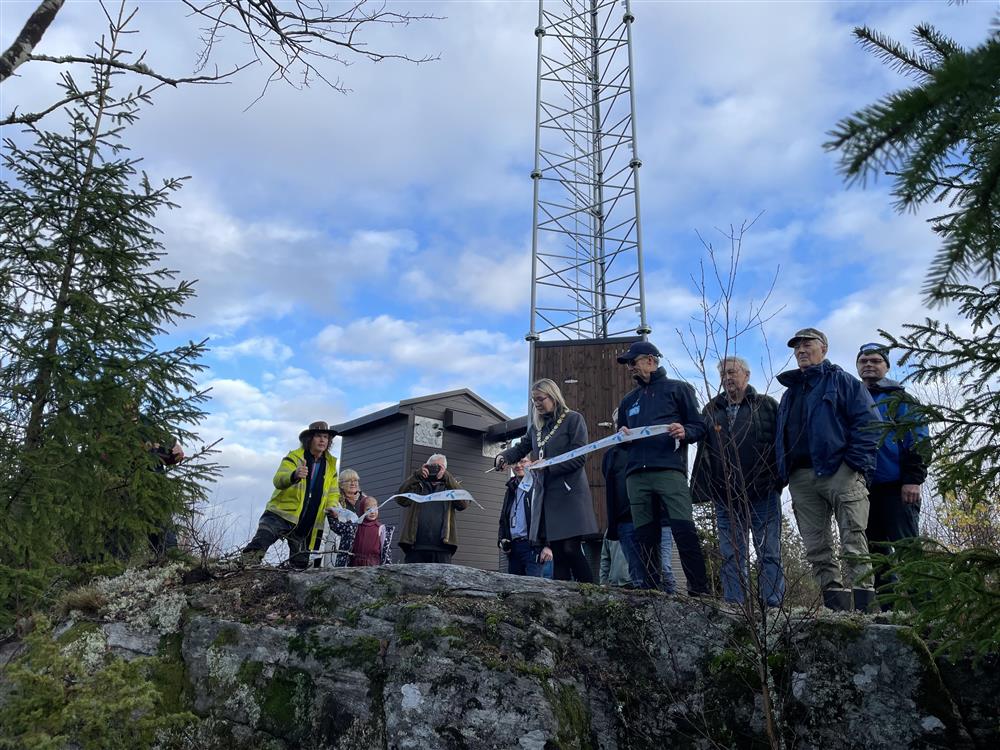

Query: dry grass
[57,585,107,617]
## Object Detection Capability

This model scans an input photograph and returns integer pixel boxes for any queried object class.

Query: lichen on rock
[3,563,997,749]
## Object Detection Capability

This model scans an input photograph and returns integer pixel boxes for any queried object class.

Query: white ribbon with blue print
[517,424,679,492]
[382,489,484,511]
[328,507,378,525]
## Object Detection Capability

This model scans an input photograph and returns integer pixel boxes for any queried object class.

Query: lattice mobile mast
[526,0,650,358]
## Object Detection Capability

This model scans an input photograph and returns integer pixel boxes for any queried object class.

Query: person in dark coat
[495,378,598,582]
[776,328,881,612]
[691,356,785,607]
[616,341,710,594]
[395,454,468,564]
[856,342,930,602]
[498,459,547,577]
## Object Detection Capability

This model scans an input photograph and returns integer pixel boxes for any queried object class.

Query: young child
[329,496,394,567]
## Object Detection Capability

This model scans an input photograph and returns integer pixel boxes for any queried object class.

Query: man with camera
[396,453,468,564]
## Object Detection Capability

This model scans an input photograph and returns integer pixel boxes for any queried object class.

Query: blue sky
[2,0,994,546]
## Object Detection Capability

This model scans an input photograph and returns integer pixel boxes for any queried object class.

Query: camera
[424,464,441,479]
[499,538,512,553]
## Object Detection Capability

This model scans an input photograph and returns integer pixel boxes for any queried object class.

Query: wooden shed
[333,390,515,570]
[531,335,642,533]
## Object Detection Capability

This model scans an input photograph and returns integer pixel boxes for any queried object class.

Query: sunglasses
[624,355,650,366]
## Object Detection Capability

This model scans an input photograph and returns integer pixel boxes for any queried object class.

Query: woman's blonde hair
[339,468,360,489]
[530,378,569,430]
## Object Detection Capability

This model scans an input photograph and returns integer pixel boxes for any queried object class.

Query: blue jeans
[507,538,548,578]
[660,525,677,594]
[616,521,645,588]
[716,493,785,606]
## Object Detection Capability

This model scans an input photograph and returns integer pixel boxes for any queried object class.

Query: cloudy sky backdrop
[2,0,991,547]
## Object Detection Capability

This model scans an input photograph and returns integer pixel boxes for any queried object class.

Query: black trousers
[867,481,921,592]
[550,536,593,583]
[244,510,313,568]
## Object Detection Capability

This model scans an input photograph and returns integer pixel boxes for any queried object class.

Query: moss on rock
[543,682,596,750]
[259,666,314,741]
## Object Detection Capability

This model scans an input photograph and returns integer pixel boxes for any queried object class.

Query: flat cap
[786,328,828,348]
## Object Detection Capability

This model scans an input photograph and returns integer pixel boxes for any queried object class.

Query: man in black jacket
[616,341,709,593]
[497,459,549,577]
[691,356,785,607]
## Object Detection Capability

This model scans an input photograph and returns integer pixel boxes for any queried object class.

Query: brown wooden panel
[533,336,640,534]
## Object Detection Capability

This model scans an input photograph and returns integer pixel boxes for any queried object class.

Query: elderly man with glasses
[396,453,468,564]
[856,342,930,605]
[776,328,881,611]
[615,341,710,594]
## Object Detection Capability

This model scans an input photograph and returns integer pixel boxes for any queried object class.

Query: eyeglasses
[531,395,551,404]
[342,479,360,485]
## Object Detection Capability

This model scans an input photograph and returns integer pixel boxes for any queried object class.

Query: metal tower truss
[527,0,650,342]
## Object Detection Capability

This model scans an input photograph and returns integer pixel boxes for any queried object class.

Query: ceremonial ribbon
[517,424,680,492]
[381,489,485,511]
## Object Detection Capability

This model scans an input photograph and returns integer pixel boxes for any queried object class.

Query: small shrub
[0,616,194,749]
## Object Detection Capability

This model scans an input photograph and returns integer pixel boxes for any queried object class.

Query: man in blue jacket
[616,341,709,594]
[856,342,929,599]
[776,328,880,611]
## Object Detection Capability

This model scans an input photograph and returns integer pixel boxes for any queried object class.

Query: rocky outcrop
[6,562,998,749]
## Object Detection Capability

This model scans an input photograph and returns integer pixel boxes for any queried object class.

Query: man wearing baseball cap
[242,421,340,568]
[775,329,880,611]
[856,342,929,606]
[615,341,710,594]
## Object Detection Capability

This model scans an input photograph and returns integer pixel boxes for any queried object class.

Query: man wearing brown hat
[775,328,881,611]
[242,421,341,568]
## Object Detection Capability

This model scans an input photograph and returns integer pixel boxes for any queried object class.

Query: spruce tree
[0,29,217,585]
[826,21,1000,509]
[826,17,1000,655]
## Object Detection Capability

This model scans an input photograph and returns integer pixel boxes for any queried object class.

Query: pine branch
[913,23,961,64]
[853,25,934,80]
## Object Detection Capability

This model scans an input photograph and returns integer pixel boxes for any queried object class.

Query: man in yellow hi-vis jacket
[242,421,340,568]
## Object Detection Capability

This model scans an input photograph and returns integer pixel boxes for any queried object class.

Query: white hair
[717,356,750,377]
[427,453,447,468]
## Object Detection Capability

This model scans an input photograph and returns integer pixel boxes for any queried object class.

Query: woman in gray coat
[496,378,597,582]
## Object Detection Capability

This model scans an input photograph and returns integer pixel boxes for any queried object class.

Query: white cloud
[156,185,418,331]
[214,336,293,363]
[402,245,531,316]
[315,314,528,391]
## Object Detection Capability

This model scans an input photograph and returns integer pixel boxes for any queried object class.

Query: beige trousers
[789,462,873,591]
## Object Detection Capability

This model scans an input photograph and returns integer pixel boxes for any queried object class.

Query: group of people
[240,426,468,569]
[242,327,928,612]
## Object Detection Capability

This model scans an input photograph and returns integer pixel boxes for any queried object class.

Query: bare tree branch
[0,0,66,83]
[1,0,439,127]
[181,0,442,94]
[26,53,252,87]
